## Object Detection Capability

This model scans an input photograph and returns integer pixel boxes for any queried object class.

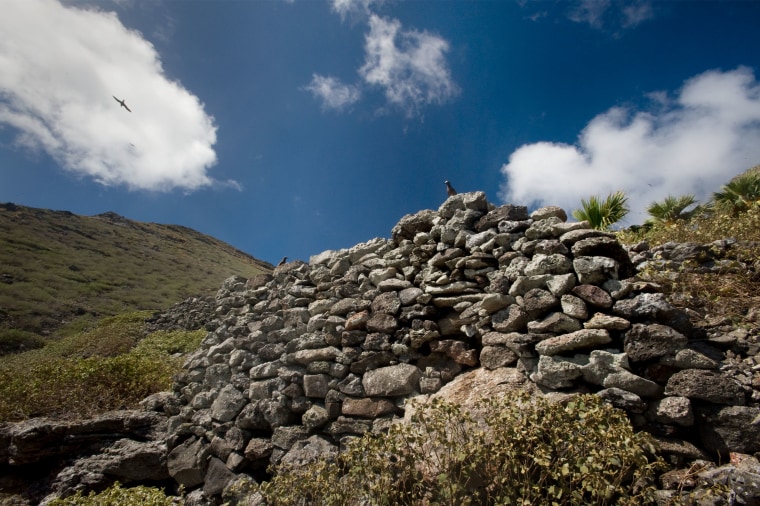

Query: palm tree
[571,191,630,230]
[712,172,760,215]
[646,194,702,224]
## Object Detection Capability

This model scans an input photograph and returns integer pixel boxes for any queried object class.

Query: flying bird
[113,96,131,112]
[444,180,457,197]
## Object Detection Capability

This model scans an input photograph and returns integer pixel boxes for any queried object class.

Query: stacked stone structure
[3,192,758,504]
[161,192,759,501]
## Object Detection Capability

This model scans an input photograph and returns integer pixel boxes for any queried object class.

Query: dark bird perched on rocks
[113,96,131,112]
[444,180,457,196]
[277,256,287,267]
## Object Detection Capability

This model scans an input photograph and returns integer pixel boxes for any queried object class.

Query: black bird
[113,96,132,112]
[277,256,288,267]
[444,180,457,196]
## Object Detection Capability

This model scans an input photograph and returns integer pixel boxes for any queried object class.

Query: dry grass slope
[0,203,272,354]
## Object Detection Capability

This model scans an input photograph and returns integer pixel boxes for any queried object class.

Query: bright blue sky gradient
[2,0,760,265]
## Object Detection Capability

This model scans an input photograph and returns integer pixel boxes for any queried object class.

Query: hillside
[0,203,272,354]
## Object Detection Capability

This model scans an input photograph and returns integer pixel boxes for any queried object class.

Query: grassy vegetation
[0,203,271,354]
[0,312,205,422]
[617,205,760,322]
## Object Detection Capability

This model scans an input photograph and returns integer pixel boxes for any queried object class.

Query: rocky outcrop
[0,410,168,504]
[156,192,758,502]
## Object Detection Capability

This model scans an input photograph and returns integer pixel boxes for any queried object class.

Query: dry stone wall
[165,192,760,500]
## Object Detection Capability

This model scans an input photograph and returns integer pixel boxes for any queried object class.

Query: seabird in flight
[113,96,132,112]
[444,180,457,197]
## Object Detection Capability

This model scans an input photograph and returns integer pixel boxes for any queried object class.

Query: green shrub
[0,313,205,421]
[134,329,205,356]
[256,393,666,506]
[46,482,177,506]
[0,328,46,354]
[52,311,154,358]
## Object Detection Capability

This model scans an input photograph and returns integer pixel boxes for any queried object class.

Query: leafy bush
[0,312,205,422]
[256,393,666,506]
[46,482,177,506]
[52,311,154,358]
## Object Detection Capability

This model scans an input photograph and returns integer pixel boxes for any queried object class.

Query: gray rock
[479,345,519,369]
[535,329,611,356]
[583,313,630,330]
[571,284,613,308]
[491,305,529,333]
[582,350,629,386]
[167,437,208,488]
[521,288,560,319]
[624,323,688,362]
[303,374,330,398]
[302,405,330,430]
[211,385,246,423]
[438,191,489,219]
[570,236,635,279]
[244,438,274,463]
[204,457,237,497]
[524,254,573,276]
[697,405,760,455]
[527,312,582,334]
[613,293,692,335]
[391,209,437,242]
[481,293,515,312]
[342,397,396,418]
[649,396,694,426]
[573,256,619,285]
[279,435,339,468]
[665,370,746,405]
[399,287,424,305]
[596,388,648,413]
[366,313,398,334]
[371,291,401,315]
[525,217,563,240]
[559,228,616,247]
[530,354,588,389]
[330,298,371,316]
[545,272,576,296]
[476,204,529,231]
[530,206,567,221]
[362,364,421,396]
[603,369,662,398]
[560,294,588,319]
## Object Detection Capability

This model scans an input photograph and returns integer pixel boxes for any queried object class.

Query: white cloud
[499,67,760,225]
[565,0,654,33]
[304,75,361,111]
[0,0,226,192]
[359,14,459,117]
[331,0,383,21]
[568,0,611,29]
[621,1,654,29]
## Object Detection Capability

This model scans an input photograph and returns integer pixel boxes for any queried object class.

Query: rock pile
[162,192,759,502]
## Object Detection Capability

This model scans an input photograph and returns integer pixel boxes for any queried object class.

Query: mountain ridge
[0,202,272,354]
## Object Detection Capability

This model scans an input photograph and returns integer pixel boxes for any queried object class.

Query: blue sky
[2,0,760,266]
